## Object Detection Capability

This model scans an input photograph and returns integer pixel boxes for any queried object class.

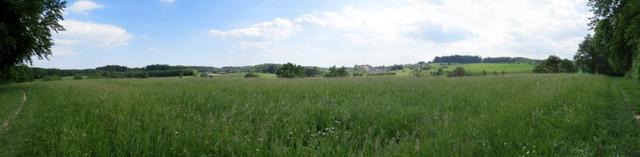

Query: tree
[326,66,349,77]
[145,64,172,71]
[253,64,281,74]
[581,0,640,77]
[0,0,66,76]
[88,73,102,79]
[574,35,596,73]
[337,66,348,76]
[73,74,83,80]
[276,63,304,78]
[96,65,129,72]
[450,67,465,77]
[542,56,562,73]
[411,68,424,77]
[559,59,577,73]
[304,67,320,77]
[0,64,34,83]
[533,56,577,73]
[433,55,482,63]
[192,69,200,78]
[417,61,427,68]
[244,72,259,78]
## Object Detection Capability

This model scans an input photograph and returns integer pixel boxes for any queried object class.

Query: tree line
[574,0,640,78]
[432,55,541,64]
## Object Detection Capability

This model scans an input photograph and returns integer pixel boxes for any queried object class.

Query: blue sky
[34,0,592,69]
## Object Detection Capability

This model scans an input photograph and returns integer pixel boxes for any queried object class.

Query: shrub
[366,72,396,76]
[431,68,444,76]
[106,72,126,79]
[0,65,34,83]
[73,75,83,80]
[245,72,259,78]
[534,55,577,73]
[125,71,149,78]
[88,73,103,79]
[192,70,201,78]
[42,75,62,81]
[326,66,349,77]
[449,67,465,77]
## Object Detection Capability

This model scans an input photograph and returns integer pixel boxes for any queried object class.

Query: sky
[33,0,593,69]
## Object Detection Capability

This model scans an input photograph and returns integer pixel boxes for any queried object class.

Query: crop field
[1,74,639,156]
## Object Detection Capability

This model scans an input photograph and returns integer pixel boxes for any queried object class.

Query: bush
[366,72,396,76]
[326,66,349,77]
[106,72,126,79]
[533,55,577,73]
[0,65,34,83]
[125,71,149,78]
[88,73,103,79]
[431,68,444,76]
[42,75,62,81]
[192,70,201,78]
[449,67,465,77]
[73,75,83,80]
[244,72,259,78]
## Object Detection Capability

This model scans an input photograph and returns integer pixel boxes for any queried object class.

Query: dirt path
[617,84,640,122]
[0,89,27,135]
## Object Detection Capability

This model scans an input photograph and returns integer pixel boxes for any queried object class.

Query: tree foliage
[0,0,66,82]
[252,64,281,74]
[96,65,129,72]
[574,0,640,77]
[433,55,482,64]
[0,64,34,83]
[533,56,577,73]
[449,67,466,77]
[326,66,349,77]
[303,67,321,77]
[276,63,304,78]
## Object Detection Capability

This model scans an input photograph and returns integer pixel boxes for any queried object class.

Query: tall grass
[444,63,536,74]
[0,74,639,156]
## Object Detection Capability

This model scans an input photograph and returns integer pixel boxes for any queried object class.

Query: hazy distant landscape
[1,0,640,156]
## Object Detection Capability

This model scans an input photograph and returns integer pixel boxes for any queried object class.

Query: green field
[1,74,640,156]
[444,63,536,74]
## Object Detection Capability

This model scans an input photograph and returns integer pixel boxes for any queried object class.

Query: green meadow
[1,74,639,156]
[444,63,536,74]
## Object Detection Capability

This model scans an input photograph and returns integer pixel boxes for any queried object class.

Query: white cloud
[68,0,103,14]
[210,18,302,49]
[52,20,133,56]
[160,0,175,3]
[210,0,591,65]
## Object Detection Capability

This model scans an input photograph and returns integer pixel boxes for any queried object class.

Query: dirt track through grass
[0,89,26,135]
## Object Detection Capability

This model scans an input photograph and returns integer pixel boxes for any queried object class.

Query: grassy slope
[0,74,639,156]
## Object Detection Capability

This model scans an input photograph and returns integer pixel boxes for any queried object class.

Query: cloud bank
[209,0,591,66]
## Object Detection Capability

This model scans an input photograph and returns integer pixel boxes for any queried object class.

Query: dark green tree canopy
[0,0,66,70]
[576,0,640,77]
[534,56,577,73]
[276,63,304,78]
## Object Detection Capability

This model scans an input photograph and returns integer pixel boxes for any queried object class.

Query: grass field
[444,63,536,74]
[1,74,639,156]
